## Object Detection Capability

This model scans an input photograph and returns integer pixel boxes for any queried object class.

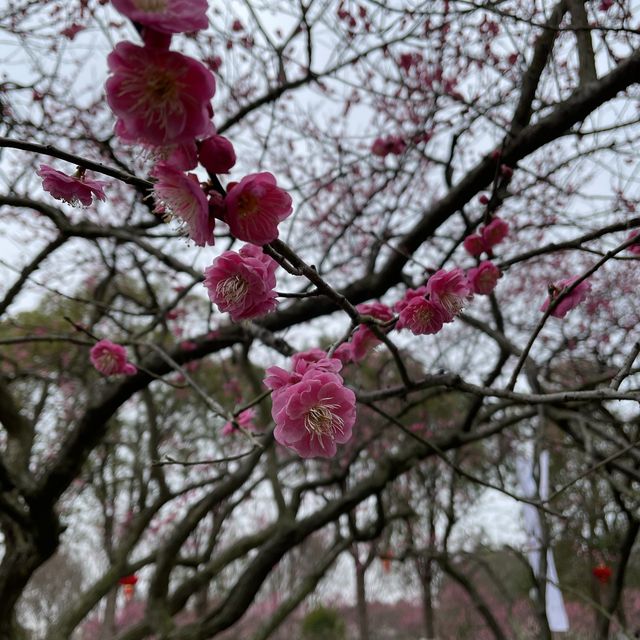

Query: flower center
[119,66,183,134]
[144,69,181,106]
[236,191,260,219]
[216,275,249,305]
[438,293,464,316]
[304,404,344,439]
[133,0,168,12]
[413,303,437,331]
[97,351,118,372]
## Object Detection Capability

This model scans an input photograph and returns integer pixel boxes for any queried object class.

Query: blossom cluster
[264,350,356,458]
[103,1,293,251]
[54,4,599,461]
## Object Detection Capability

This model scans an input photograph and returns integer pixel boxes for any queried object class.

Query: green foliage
[300,606,346,640]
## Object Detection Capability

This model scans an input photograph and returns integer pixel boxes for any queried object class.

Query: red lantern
[118,574,138,600]
[381,551,393,574]
[592,564,612,584]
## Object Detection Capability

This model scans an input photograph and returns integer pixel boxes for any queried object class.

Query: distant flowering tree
[1,1,640,639]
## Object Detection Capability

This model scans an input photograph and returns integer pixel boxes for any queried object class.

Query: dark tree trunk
[355,565,370,640]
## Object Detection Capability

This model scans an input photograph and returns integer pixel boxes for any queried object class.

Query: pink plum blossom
[463,217,509,256]
[224,172,292,245]
[350,302,394,362]
[203,244,278,321]
[37,165,106,207]
[90,340,136,376]
[333,342,354,364]
[222,408,258,436]
[152,162,213,246]
[426,268,472,320]
[371,135,406,157]
[482,217,509,247]
[266,368,356,458]
[467,261,501,295]
[106,42,215,147]
[111,0,209,35]
[540,276,591,318]
[395,296,446,335]
[164,141,198,171]
[198,135,236,174]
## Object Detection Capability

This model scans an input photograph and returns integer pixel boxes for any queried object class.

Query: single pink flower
[268,369,356,458]
[224,172,293,245]
[198,135,237,174]
[203,244,278,321]
[467,261,501,295]
[37,165,107,207]
[106,42,215,147]
[540,276,591,318]
[90,340,137,376]
[396,296,446,335]
[463,233,485,257]
[333,342,354,364]
[61,23,85,40]
[627,230,640,255]
[151,162,213,246]
[350,302,394,362]
[222,407,258,436]
[426,268,472,320]
[482,217,509,247]
[111,0,209,34]
[371,138,388,157]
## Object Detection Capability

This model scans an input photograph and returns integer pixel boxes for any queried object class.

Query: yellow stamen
[133,0,168,12]
[304,404,344,443]
[236,191,260,219]
[216,275,249,305]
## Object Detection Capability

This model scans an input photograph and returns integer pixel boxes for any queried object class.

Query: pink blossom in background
[467,261,501,295]
[90,340,137,376]
[222,407,258,436]
[106,42,215,147]
[37,164,106,206]
[426,268,472,320]
[267,369,356,458]
[203,244,278,321]
[371,135,406,157]
[396,296,446,335]
[463,233,486,257]
[333,342,354,364]
[152,162,213,246]
[540,276,592,318]
[463,217,509,256]
[224,172,292,245]
[350,302,394,362]
[198,135,236,174]
[61,23,85,40]
[627,230,640,255]
[482,217,509,247]
[111,0,209,34]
